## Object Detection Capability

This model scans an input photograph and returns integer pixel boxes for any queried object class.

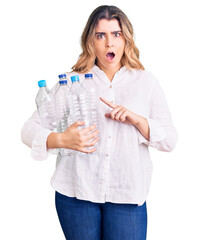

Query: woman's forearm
[47,132,63,149]
[46,121,99,153]
[134,116,150,141]
[99,97,150,141]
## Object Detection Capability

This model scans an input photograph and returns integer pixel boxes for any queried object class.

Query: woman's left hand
[100,97,140,126]
[100,97,150,141]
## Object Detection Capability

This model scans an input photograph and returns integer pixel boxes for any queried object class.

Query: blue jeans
[55,191,147,240]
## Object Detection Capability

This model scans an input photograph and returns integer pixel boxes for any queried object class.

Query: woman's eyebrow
[95,30,122,35]
[95,32,106,35]
[112,30,122,33]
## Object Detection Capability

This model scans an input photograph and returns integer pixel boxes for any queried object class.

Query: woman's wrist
[47,132,63,149]
[133,114,144,128]
[129,111,140,126]
[134,115,150,141]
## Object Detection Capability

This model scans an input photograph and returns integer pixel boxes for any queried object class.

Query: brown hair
[72,5,145,73]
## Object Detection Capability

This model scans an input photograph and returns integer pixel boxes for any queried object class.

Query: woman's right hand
[59,121,100,153]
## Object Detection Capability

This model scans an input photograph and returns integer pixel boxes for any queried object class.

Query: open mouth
[106,52,115,60]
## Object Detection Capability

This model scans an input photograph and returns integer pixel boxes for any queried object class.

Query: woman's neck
[96,62,122,82]
[105,70,116,82]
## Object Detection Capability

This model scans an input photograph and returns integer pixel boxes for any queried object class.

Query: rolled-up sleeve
[21,110,52,160]
[21,82,59,160]
[138,77,178,152]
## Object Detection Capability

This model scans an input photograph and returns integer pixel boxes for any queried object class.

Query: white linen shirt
[21,65,178,206]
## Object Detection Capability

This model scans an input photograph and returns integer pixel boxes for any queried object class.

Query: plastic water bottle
[81,73,100,152]
[35,80,56,130]
[82,73,99,129]
[78,81,92,128]
[68,75,99,156]
[55,74,70,133]
[67,75,82,125]
[55,74,73,156]
[55,74,75,157]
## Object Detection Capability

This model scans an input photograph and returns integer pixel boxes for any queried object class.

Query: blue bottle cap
[59,80,67,85]
[38,80,46,87]
[71,75,79,82]
[85,73,93,78]
[58,74,66,79]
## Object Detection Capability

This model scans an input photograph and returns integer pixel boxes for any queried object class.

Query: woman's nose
[106,43,113,48]
[106,37,113,48]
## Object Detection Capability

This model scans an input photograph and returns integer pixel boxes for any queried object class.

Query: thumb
[72,121,85,128]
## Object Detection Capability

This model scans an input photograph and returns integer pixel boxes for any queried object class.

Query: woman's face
[93,19,125,73]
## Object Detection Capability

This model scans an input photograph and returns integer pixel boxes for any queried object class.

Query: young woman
[21,5,178,240]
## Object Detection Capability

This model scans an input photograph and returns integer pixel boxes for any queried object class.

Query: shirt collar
[91,64,128,84]
[92,64,126,74]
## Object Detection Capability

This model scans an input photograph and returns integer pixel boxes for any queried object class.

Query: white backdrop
[0,0,198,239]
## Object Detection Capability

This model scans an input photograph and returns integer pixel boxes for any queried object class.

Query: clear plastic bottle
[68,75,99,157]
[82,73,99,128]
[35,80,56,130]
[67,75,82,124]
[55,74,70,133]
[81,73,100,153]
[55,74,74,157]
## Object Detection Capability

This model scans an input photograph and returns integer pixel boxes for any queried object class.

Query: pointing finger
[100,97,117,109]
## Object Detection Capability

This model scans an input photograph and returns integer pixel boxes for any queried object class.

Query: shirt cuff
[137,117,166,145]
[31,128,52,161]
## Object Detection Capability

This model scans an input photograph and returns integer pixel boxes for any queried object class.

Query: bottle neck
[40,86,50,94]
[72,81,79,85]
[40,86,47,91]
[85,77,93,81]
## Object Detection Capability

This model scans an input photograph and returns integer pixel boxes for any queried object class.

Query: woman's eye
[114,32,121,37]
[96,34,105,39]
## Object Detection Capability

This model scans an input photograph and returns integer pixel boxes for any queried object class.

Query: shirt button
[109,85,112,88]
[106,154,109,157]
[108,136,111,138]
